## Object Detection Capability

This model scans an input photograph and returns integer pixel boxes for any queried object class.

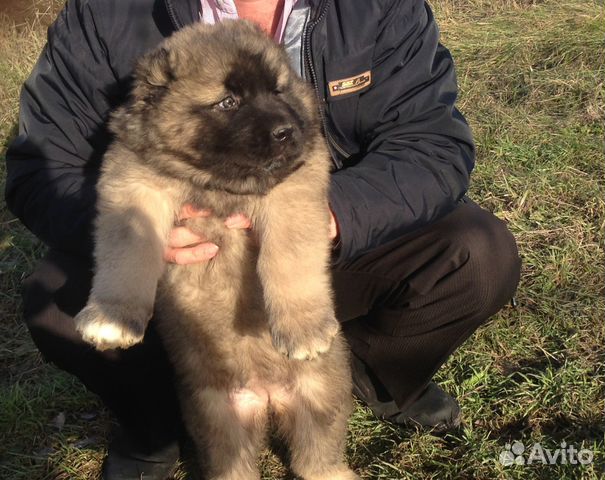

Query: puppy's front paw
[75,302,151,351]
[270,311,339,361]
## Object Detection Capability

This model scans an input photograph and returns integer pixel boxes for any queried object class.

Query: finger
[178,204,212,221]
[167,227,208,248]
[224,213,253,229]
[328,209,339,241]
[164,242,219,264]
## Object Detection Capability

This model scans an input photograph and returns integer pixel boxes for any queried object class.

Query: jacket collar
[164,0,325,30]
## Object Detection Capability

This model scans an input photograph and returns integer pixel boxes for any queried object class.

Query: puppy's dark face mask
[117,22,320,195]
[186,52,307,186]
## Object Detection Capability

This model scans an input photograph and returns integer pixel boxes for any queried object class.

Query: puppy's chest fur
[155,191,293,389]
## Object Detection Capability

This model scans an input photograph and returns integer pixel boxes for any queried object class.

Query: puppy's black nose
[272,125,293,142]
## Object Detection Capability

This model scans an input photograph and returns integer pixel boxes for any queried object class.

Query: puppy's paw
[75,302,151,351]
[304,467,360,480]
[270,312,339,361]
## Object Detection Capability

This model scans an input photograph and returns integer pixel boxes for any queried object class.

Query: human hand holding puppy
[78,197,339,351]
[165,204,339,265]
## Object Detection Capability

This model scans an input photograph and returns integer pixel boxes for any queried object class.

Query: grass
[1,0,603,478]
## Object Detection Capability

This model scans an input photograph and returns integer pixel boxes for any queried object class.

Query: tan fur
[74,21,358,480]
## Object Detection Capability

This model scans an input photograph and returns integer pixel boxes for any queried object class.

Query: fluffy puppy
[74,20,358,480]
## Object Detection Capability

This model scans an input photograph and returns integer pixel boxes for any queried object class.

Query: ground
[0,0,603,479]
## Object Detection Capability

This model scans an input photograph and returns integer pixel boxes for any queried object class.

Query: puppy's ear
[137,47,176,88]
[109,47,176,144]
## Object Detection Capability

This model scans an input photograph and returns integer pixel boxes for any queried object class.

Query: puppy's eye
[216,96,239,111]
[273,88,284,96]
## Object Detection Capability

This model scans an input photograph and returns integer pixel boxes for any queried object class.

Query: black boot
[101,427,180,480]
[352,356,461,431]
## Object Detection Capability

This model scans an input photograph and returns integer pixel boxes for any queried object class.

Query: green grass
[1,0,604,478]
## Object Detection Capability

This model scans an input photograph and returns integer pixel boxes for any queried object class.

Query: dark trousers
[22,201,520,449]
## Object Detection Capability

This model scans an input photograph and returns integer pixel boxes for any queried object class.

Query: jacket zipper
[165,0,183,30]
[302,0,349,169]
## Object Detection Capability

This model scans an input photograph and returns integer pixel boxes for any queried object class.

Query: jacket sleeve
[4,0,116,258]
[328,0,475,263]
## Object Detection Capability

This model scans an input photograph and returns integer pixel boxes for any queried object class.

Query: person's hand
[164,204,252,264]
[328,207,339,242]
[165,205,338,264]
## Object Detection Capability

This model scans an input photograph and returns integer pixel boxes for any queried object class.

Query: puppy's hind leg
[275,380,359,480]
[184,387,269,480]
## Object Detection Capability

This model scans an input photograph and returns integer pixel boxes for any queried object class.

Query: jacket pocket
[322,46,374,162]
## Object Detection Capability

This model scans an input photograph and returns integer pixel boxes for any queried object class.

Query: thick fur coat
[74,21,357,480]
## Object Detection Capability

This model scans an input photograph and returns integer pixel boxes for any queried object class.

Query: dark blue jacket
[5,0,475,262]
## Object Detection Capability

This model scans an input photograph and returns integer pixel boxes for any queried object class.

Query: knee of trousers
[20,251,93,366]
[448,206,521,324]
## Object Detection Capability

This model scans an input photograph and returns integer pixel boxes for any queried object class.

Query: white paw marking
[83,322,123,343]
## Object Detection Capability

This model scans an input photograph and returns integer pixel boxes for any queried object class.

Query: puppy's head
[114,21,320,194]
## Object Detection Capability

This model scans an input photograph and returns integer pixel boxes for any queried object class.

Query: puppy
[75,20,358,480]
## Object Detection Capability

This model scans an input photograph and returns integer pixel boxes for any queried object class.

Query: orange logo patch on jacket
[328,71,372,97]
